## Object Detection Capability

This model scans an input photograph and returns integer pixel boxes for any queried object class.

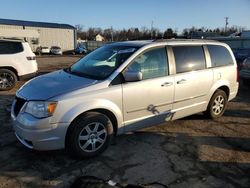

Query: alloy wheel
[212,95,225,115]
[0,72,15,89]
[78,122,107,153]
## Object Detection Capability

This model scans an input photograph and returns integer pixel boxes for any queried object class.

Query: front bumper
[11,102,69,150]
[51,51,62,55]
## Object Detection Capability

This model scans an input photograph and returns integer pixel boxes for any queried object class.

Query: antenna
[110,26,113,42]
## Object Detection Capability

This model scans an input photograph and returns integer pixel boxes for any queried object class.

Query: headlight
[25,101,57,118]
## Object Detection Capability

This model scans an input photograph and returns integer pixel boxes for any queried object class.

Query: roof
[110,40,153,47]
[0,18,75,30]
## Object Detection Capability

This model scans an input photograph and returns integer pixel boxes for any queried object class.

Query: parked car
[232,48,250,70]
[0,39,38,91]
[239,57,250,86]
[50,46,63,55]
[75,46,87,54]
[11,40,239,158]
[36,46,50,54]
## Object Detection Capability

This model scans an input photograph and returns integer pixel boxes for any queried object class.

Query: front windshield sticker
[117,48,136,54]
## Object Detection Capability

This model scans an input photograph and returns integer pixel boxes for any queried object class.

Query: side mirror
[123,71,143,82]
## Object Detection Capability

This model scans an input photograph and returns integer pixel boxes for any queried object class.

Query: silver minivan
[11,40,239,157]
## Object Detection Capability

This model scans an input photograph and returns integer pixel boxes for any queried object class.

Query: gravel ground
[0,56,250,188]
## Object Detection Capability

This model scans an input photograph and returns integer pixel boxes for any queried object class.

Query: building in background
[95,34,105,41]
[0,18,76,52]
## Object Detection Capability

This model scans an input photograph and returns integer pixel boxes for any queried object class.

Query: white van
[11,40,239,158]
[0,39,38,90]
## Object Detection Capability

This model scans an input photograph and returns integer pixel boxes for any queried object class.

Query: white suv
[0,39,38,90]
[11,40,239,158]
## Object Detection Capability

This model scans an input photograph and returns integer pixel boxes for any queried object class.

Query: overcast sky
[1,0,250,32]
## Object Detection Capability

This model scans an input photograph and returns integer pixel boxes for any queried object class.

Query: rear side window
[0,42,23,54]
[173,46,206,73]
[207,45,234,67]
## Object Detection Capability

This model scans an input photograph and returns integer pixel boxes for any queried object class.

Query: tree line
[75,24,246,41]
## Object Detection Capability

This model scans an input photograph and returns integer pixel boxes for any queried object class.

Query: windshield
[69,45,138,80]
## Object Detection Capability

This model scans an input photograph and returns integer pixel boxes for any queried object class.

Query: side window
[0,42,23,54]
[207,45,234,67]
[127,47,168,80]
[173,46,206,73]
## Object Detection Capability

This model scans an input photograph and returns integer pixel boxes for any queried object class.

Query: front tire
[66,112,114,158]
[0,69,17,91]
[205,89,228,119]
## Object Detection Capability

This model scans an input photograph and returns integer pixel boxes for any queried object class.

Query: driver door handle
[177,79,187,84]
[161,82,173,87]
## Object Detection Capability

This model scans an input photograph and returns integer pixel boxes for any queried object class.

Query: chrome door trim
[127,101,173,114]
[173,94,206,104]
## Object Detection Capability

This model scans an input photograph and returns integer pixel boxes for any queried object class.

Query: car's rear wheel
[66,112,114,158]
[0,69,17,91]
[205,89,228,119]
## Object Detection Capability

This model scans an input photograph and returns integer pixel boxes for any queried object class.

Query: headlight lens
[25,101,57,118]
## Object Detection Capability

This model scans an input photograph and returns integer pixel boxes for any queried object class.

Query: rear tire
[0,69,17,91]
[66,112,114,158]
[205,89,228,119]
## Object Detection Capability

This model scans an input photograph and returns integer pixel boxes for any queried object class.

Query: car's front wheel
[0,69,17,91]
[67,112,114,158]
[205,89,228,119]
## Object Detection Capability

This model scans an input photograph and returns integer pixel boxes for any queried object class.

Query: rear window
[0,42,23,54]
[207,45,234,67]
[173,46,206,73]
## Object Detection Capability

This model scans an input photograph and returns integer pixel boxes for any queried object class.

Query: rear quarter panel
[207,43,239,102]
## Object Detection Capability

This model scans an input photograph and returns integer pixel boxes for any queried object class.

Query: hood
[17,70,98,100]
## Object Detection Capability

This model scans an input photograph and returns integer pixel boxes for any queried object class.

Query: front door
[122,47,174,132]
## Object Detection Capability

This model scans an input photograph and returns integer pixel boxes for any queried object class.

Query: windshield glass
[69,45,138,80]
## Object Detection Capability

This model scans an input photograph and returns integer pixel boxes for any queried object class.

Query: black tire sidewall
[0,69,17,91]
[68,112,113,158]
[207,90,228,119]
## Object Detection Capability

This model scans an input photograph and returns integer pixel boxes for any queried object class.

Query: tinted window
[208,45,234,67]
[127,47,168,80]
[0,42,23,54]
[173,46,206,73]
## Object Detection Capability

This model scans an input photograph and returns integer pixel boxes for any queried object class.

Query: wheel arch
[216,85,230,99]
[65,108,119,148]
[206,81,230,110]
[0,66,19,80]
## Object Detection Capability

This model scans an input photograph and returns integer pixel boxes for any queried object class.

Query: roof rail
[153,38,218,43]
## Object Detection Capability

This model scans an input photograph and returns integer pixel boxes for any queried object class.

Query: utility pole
[225,17,229,33]
[110,26,114,42]
[151,21,154,39]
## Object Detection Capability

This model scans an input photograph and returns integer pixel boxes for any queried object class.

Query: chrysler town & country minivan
[11,40,239,157]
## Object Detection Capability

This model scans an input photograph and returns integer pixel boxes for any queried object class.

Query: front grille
[14,97,26,116]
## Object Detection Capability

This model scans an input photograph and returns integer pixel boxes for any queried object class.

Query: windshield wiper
[64,67,100,80]
[64,67,72,73]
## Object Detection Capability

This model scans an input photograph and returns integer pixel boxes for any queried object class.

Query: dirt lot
[0,56,250,188]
